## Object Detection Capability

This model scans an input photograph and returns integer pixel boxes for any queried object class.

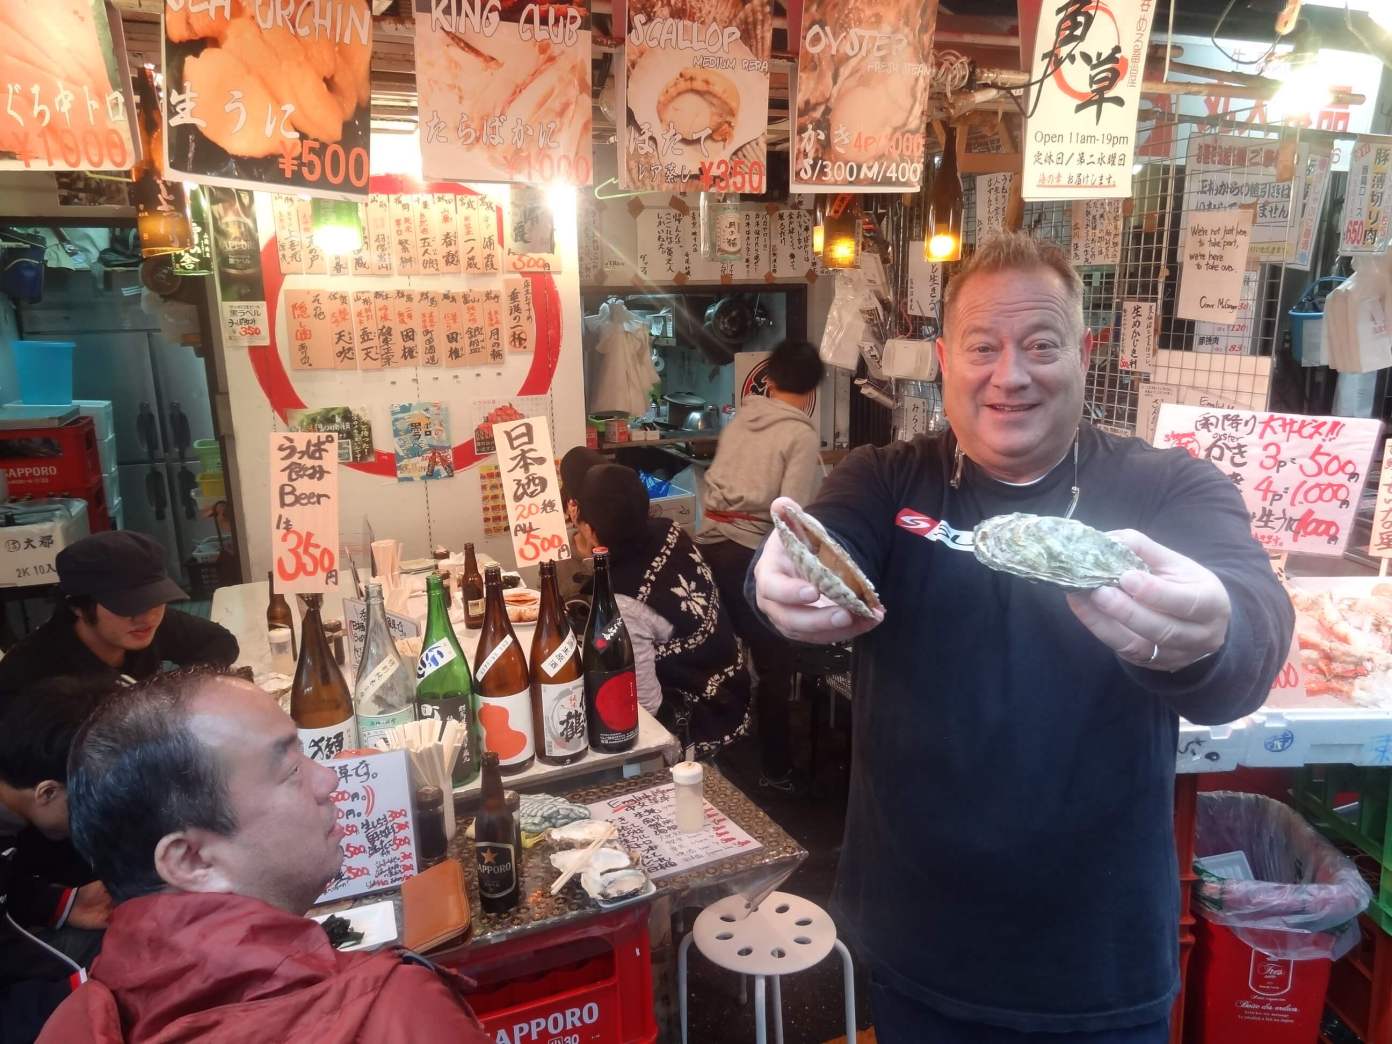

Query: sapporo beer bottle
[354,582,417,748]
[291,594,359,761]
[474,565,535,775]
[462,543,485,629]
[582,548,638,753]
[473,752,520,913]
[415,573,481,786]
[530,560,587,766]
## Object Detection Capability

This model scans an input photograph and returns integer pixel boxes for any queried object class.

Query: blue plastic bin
[11,340,75,404]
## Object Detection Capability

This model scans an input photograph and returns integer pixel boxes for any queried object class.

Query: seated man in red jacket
[40,670,488,1044]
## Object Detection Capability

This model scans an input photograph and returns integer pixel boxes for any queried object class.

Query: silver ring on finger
[1146,642,1160,664]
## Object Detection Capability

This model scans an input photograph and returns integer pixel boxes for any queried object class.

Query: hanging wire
[1209,0,1280,66]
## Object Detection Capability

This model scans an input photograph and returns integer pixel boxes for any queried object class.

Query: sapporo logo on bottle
[416,638,455,681]
[477,842,515,897]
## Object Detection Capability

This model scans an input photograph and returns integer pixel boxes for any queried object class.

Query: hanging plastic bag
[820,271,871,371]
[1194,792,1371,961]
[1323,247,1392,373]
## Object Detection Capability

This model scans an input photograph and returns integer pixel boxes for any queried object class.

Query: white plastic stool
[677,890,855,1044]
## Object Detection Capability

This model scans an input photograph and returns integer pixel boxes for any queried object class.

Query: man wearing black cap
[0,531,238,698]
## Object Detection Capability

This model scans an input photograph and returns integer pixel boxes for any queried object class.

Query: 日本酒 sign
[493,416,571,567]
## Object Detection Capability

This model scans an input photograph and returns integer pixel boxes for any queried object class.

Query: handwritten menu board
[342,598,421,672]
[270,432,340,594]
[771,209,815,280]
[1119,301,1155,374]
[976,173,1013,243]
[1193,270,1259,356]
[1069,200,1122,266]
[1021,0,1156,200]
[284,281,532,371]
[1135,382,1179,443]
[493,416,571,567]
[163,2,371,196]
[506,186,560,273]
[1181,134,1308,264]
[618,0,772,193]
[1369,439,1392,559]
[634,206,785,283]
[1339,136,1392,255]
[585,782,761,880]
[1177,208,1253,324]
[791,0,935,193]
[1152,404,1380,555]
[0,2,136,172]
[316,750,419,905]
[1287,148,1332,271]
[414,0,592,185]
[458,195,503,274]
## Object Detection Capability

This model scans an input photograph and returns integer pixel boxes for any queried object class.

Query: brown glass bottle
[474,566,535,775]
[582,548,638,753]
[291,594,358,761]
[266,570,296,658]
[530,561,587,766]
[473,752,519,913]
[462,543,485,629]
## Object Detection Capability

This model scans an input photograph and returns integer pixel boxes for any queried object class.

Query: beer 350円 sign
[790,0,937,193]
[270,432,341,594]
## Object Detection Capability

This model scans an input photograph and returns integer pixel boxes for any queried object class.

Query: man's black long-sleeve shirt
[787,426,1292,1033]
[0,606,238,699]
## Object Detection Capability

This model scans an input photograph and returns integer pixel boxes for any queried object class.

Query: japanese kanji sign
[414,0,592,185]
[1339,135,1392,255]
[1369,439,1392,560]
[493,416,571,567]
[0,1,136,172]
[1069,198,1122,265]
[161,0,372,197]
[270,431,340,594]
[1152,404,1380,555]
[585,782,761,880]
[618,0,772,193]
[1119,300,1155,374]
[790,0,938,193]
[1021,0,1157,200]
[315,750,419,905]
[1177,208,1253,324]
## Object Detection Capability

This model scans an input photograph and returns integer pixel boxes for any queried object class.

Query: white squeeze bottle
[672,761,705,833]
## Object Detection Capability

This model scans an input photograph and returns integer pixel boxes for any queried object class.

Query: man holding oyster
[753,233,1292,1042]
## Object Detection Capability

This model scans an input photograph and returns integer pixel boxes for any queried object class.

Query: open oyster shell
[973,513,1148,590]
[772,502,883,619]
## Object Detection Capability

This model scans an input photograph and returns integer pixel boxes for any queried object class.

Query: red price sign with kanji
[1369,439,1392,560]
[493,415,571,567]
[269,431,340,594]
[1153,404,1381,556]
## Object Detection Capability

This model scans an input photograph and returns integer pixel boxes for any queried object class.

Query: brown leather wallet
[402,858,472,953]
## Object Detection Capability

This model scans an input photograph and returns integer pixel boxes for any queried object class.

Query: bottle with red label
[581,548,638,753]
[474,565,535,774]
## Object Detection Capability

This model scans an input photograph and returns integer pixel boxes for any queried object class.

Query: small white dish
[312,899,399,952]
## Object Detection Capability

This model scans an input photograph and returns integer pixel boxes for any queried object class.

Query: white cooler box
[0,498,90,587]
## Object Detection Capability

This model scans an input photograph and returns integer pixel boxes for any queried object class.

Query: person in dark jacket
[0,531,237,699]
[0,678,110,1043]
[752,233,1294,1042]
[39,670,488,1044]
[575,464,752,757]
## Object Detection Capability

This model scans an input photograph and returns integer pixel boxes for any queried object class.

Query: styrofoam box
[75,400,114,443]
[0,499,89,587]
[1176,717,1248,775]
[650,482,695,530]
[102,466,118,509]
[1246,575,1392,767]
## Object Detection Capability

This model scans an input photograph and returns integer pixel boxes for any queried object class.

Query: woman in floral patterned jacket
[574,464,752,757]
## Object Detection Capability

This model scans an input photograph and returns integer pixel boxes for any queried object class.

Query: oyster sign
[618,0,774,192]
[791,0,939,192]
[1021,0,1158,200]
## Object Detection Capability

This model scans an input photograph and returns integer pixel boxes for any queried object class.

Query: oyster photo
[972,514,1148,590]
[772,502,883,619]
[657,69,740,143]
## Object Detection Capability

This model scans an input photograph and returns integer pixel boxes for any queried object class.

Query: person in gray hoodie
[697,339,824,789]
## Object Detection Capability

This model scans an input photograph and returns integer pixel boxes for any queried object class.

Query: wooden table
[211,581,681,796]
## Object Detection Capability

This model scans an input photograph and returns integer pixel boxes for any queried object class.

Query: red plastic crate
[0,417,101,497]
[1325,913,1392,1044]
[1172,775,1199,1044]
[443,906,657,1044]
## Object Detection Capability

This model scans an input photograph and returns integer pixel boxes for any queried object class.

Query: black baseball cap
[56,531,186,616]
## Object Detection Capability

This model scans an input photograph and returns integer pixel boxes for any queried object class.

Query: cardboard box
[649,481,696,532]
[0,499,90,587]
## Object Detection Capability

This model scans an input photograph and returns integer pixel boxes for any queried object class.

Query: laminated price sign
[1369,439,1392,560]
[493,416,571,567]
[270,432,340,593]
[315,749,418,905]
[1152,404,1381,556]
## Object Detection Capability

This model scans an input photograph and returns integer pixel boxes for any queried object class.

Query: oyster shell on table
[972,513,1148,590]
[548,846,631,876]
[772,502,883,619]
[581,866,652,903]
[548,820,613,846]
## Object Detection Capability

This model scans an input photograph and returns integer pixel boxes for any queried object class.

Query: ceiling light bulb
[926,233,959,262]
[812,223,825,254]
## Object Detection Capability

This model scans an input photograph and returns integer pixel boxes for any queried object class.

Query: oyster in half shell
[772,502,884,619]
[973,513,1148,590]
